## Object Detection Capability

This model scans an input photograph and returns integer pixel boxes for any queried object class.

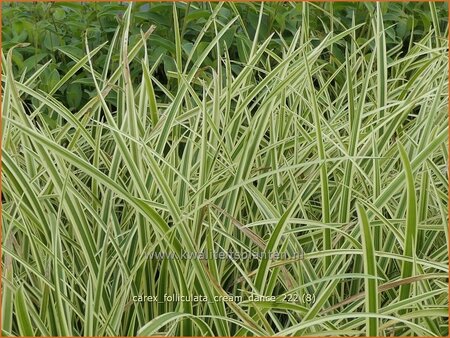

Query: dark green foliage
[2,2,447,111]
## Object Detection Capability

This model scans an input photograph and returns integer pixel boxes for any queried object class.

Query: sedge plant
[1,2,448,336]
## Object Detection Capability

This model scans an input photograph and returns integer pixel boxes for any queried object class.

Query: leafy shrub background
[3,1,448,110]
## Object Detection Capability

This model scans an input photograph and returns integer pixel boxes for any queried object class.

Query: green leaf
[398,142,418,310]
[357,203,379,336]
[66,83,82,109]
[15,286,34,336]
[24,53,48,70]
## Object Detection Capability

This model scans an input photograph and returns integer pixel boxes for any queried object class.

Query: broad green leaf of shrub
[66,83,82,110]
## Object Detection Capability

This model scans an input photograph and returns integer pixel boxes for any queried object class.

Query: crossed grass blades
[2,2,448,336]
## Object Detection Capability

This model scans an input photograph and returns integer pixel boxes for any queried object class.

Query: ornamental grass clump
[2,2,448,336]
